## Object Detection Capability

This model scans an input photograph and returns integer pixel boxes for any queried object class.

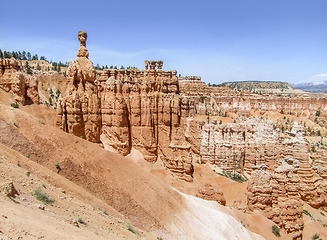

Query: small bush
[312,233,319,240]
[231,174,248,183]
[34,188,54,205]
[320,211,325,217]
[78,217,86,225]
[26,172,31,177]
[303,210,312,218]
[272,225,280,237]
[55,162,61,173]
[127,223,136,234]
[214,170,248,183]
[11,101,19,108]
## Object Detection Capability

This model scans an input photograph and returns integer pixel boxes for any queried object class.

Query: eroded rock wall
[0,58,26,104]
[246,127,327,239]
[180,85,327,117]
[98,64,197,181]
[200,118,280,173]
[55,33,199,180]
[247,160,303,240]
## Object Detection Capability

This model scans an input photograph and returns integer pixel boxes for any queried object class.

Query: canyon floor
[0,89,326,240]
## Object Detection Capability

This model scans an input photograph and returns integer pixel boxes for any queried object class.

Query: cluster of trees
[1,49,138,74]
[0,49,46,61]
[94,64,137,70]
[207,83,220,87]
[52,61,69,73]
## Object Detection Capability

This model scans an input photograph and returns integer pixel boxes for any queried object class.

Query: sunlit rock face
[200,118,279,173]
[0,57,26,104]
[98,61,196,181]
[56,31,101,143]
[56,32,197,180]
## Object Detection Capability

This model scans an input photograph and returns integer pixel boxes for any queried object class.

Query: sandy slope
[0,143,156,240]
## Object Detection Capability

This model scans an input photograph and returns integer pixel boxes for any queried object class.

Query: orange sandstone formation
[98,61,197,181]
[196,183,226,205]
[180,84,327,117]
[56,32,196,180]
[200,118,279,173]
[0,57,26,104]
[56,31,101,142]
[246,125,327,239]
[179,76,206,86]
[247,160,303,240]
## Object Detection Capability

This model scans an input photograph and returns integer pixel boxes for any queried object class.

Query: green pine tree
[22,51,27,60]
[24,61,32,74]
[17,51,22,60]
[3,51,11,58]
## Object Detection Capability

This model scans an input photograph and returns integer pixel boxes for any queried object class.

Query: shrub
[312,233,319,240]
[272,225,280,237]
[213,170,248,183]
[10,101,19,108]
[303,210,312,218]
[55,162,61,173]
[33,188,54,205]
[78,217,86,225]
[26,172,31,177]
[127,223,136,234]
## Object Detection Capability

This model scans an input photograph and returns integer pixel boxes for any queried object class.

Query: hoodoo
[56,30,101,142]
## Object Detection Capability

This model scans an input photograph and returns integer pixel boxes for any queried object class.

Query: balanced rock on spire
[77,30,89,58]
[56,31,101,142]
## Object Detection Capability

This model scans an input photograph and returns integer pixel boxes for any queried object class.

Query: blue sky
[1,0,327,84]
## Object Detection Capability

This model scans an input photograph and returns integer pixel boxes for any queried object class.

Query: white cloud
[313,73,327,77]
